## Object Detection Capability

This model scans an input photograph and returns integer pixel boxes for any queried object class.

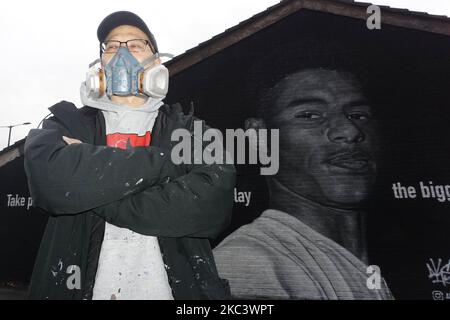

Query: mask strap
[89,52,174,69]
[140,53,175,68]
[89,58,101,69]
[157,53,175,59]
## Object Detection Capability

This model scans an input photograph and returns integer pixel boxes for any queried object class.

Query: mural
[167,9,450,300]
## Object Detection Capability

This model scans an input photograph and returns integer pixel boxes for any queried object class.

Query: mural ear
[244,117,266,130]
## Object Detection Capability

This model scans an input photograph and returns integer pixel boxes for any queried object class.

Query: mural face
[264,69,379,208]
[214,67,392,300]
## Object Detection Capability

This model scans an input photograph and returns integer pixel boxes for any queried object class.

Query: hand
[62,136,82,145]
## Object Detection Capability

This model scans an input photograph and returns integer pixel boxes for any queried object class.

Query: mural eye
[348,113,371,121]
[295,111,321,120]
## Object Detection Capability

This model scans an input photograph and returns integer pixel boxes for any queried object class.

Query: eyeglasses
[101,39,154,54]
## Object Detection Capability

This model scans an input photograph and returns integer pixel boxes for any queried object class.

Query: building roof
[166,0,450,76]
[0,138,25,168]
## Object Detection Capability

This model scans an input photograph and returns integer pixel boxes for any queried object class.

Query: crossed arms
[24,113,235,238]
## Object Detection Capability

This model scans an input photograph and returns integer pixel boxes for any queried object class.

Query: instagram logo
[432,290,444,300]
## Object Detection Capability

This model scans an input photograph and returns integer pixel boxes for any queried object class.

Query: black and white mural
[167,9,450,300]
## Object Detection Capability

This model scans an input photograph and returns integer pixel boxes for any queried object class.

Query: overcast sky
[0,0,449,150]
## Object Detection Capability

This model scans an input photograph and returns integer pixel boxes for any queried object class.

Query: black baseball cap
[97,11,159,53]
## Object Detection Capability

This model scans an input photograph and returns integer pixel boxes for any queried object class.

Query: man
[214,65,393,299]
[24,11,235,300]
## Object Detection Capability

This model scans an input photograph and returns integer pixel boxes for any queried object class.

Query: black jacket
[24,101,235,300]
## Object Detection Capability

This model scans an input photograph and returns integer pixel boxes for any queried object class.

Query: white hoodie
[80,83,174,300]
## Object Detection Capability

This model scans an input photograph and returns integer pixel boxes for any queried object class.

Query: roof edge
[166,0,450,76]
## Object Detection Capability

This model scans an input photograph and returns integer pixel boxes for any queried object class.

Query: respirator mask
[85,46,173,99]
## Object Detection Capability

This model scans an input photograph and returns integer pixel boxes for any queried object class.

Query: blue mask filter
[104,47,144,97]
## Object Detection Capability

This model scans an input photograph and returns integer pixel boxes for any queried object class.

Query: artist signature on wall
[426,258,450,287]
